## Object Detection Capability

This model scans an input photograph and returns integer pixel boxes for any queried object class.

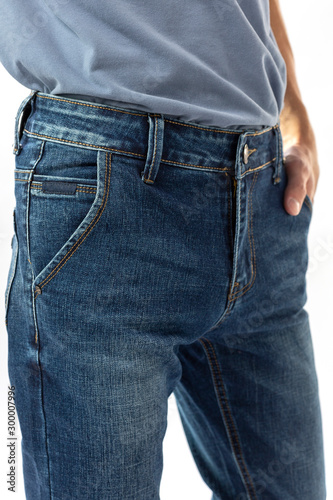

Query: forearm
[269,0,319,212]
[269,0,315,151]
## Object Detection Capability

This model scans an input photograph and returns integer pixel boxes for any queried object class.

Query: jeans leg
[7,145,185,499]
[6,136,233,499]
[173,163,326,500]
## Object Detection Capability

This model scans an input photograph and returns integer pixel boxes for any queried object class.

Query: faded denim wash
[4,91,326,500]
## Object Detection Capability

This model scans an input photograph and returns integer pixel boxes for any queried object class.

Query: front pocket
[5,209,19,325]
[30,150,112,297]
[29,176,98,277]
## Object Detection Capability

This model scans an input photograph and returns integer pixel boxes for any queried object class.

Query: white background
[0,1,332,498]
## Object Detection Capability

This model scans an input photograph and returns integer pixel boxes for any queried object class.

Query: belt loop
[141,113,164,185]
[13,90,38,156]
[273,123,283,184]
[235,131,247,180]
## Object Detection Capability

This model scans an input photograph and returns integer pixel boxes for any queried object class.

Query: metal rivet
[35,285,42,296]
[243,144,249,164]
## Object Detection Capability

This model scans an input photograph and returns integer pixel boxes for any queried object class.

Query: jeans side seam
[198,337,258,500]
[34,152,112,298]
[37,342,52,500]
[31,250,57,500]
[4,213,19,327]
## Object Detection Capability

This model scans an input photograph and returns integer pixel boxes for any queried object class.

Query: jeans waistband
[13,90,284,183]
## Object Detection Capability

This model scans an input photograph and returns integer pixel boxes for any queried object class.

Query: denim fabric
[5,91,326,500]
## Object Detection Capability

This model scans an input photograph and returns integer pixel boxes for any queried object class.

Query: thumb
[283,148,309,216]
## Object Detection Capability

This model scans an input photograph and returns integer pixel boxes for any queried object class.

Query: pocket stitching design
[34,152,112,298]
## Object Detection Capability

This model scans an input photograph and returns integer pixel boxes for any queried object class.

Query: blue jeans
[5,91,326,499]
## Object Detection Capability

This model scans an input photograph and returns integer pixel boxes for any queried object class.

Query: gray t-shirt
[0,0,286,129]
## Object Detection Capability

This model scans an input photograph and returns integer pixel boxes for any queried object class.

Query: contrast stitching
[30,182,97,194]
[246,148,257,161]
[228,174,256,298]
[230,174,258,299]
[160,158,231,171]
[214,297,233,329]
[229,172,258,299]
[23,129,146,158]
[164,118,240,135]
[24,130,274,174]
[23,130,233,171]
[198,338,258,500]
[246,126,274,137]
[207,176,238,329]
[38,94,145,116]
[213,177,234,329]
[244,158,275,174]
[75,187,96,193]
[34,153,111,297]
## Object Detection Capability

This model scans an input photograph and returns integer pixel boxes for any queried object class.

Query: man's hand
[283,125,319,215]
[270,0,319,216]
